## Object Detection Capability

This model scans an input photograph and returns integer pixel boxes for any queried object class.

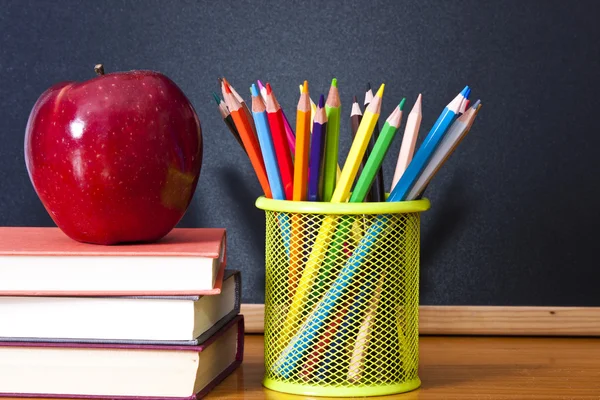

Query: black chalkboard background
[1,0,599,305]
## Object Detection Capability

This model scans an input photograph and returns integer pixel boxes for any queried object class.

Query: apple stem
[94,64,105,76]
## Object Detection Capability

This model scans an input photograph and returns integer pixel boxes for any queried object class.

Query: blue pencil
[420,86,469,150]
[272,87,470,376]
[308,95,328,201]
[250,84,284,200]
[389,87,468,202]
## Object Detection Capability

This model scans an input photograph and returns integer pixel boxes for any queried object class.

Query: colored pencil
[265,83,295,200]
[391,94,423,190]
[258,80,296,153]
[349,96,365,189]
[222,81,272,198]
[213,91,245,151]
[363,83,385,201]
[300,83,317,127]
[333,83,384,203]
[350,100,404,202]
[250,84,284,200]
[323,79,341,201]
[293,81,311,201]
[348,274,385,382]
[308,95,327,202]
[389,86,469,202]
[406,100,481,200]
[221,78,256,136]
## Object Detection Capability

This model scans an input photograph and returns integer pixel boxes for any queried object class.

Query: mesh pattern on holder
[261,205,422,397]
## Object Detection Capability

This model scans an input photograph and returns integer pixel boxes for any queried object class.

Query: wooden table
[207,334,600,399]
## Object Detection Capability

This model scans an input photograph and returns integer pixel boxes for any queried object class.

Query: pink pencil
[258,80,296,154]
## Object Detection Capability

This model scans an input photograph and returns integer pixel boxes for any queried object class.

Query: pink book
[0,315,244,399]
[0,227,227,296]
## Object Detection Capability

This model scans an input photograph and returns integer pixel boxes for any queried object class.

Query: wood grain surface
[207,334,600,399]
[241,304,600,336]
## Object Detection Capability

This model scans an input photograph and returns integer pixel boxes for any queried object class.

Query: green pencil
[322,78,341,202]
[350,99,405,202]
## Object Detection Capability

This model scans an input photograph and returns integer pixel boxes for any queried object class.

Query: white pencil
[406,100,481,200]
[391,94,423,190]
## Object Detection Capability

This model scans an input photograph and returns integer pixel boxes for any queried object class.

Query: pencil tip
[417,93,422,102]
[375,84,385,97]
[303,80,308,94]
[460,85,470,96]
[250,84,259,97]
[224,81,231,94]
[353,95,358,103]
[266,83,272,95]
[332,78,337,88]
[399,98,406,110]
[318,94,325,108]
[366,82,372,91]
[257,80,265,90]
[218,77,223,84]
[472,99,481,109]
[212,92,221,105]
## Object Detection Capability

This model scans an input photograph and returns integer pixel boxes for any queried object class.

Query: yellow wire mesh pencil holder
[255,196,430,397]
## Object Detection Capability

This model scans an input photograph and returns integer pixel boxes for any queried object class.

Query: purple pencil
[308,95,328,201]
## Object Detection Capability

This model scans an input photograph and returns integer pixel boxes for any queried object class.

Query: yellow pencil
[279,84,384,343]
[332,83,384,202]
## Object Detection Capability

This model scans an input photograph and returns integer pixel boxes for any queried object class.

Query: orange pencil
[223,81,272,198]
[289,81,311,297]
[293,81,311,200]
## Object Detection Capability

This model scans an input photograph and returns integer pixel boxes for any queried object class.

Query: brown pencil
[213,92,245,152]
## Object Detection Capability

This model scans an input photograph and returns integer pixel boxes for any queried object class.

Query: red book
[0,315,244,399]
[0,227,226,296]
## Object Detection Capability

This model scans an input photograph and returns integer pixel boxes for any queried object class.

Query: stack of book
[0,227,243,399]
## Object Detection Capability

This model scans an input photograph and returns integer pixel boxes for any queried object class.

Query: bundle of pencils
[213,78,480,204]
[213,78,482,381]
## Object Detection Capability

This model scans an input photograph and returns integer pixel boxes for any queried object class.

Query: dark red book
[0,315,244,399]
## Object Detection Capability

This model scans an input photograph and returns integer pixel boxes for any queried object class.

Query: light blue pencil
[251,84,284,200]
[251,84,290,257]
[272,87,469,376]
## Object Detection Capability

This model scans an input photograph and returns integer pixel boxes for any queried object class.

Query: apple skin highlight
[24,69,203,245]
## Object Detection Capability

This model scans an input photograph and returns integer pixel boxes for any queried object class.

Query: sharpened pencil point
[302,80,308,94]
[332,78,337,88]
[353,95,358,103]
[460,86,470,96]
[464,88,471,100]
[250,84,259,97]
[367,82,372,91]
[223,81,231,94]
[318,94,325,108]
[257,80,266,91]
[218,77,223,85]
[399,98,406,110]
[266,83,272,95]
[375,84,385,97]
[472,99,481,109]
[212,92,221,105]
[299,84,303,94]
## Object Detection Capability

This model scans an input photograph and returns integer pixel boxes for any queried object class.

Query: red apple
[24,65,202,245]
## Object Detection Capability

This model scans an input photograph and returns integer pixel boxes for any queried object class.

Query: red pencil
[265,83,294,200]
